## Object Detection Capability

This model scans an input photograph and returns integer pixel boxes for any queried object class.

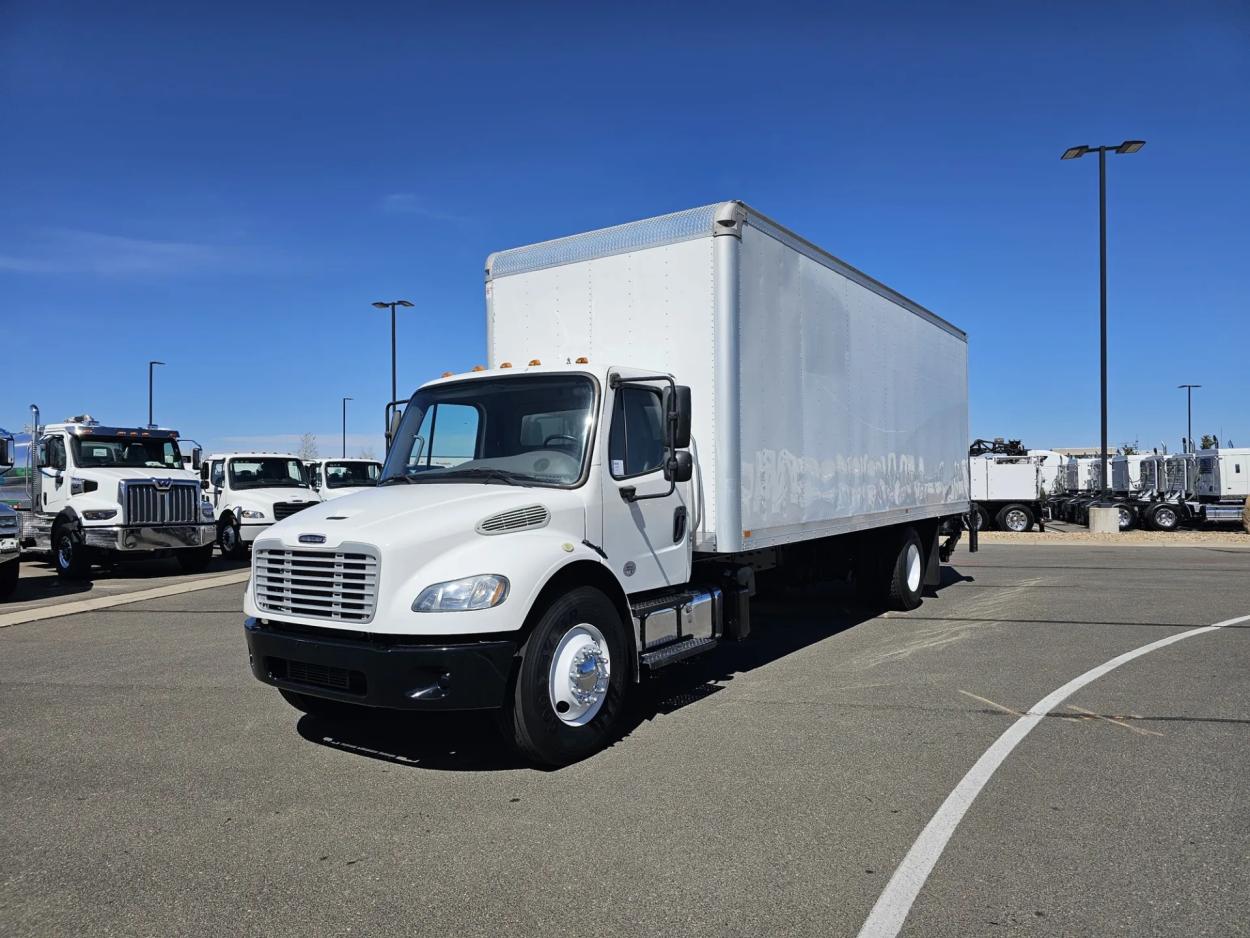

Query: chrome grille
[254,547,379,622]
[273,501,314,521]
[123,481,200,525]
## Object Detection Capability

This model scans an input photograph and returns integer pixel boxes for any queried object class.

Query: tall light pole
[1061,140,1145,498]
[1178,384,1200,452]
[147,360,165,428]
[371,300,414,412]
[342,396,353,458]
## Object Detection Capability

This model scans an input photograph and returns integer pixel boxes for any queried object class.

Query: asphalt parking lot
[2,542,1248,937]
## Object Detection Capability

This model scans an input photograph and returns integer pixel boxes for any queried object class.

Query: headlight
[239,509,266,520]
[82,509,118,521]
[200,501,214,518]
[413,575,509,612]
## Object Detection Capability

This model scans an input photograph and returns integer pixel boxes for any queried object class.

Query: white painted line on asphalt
[857,612,1250,938]
[0,571,251,629]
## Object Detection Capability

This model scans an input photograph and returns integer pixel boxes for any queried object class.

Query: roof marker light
[575,356,589,364]
[499,362,512,368]
[441,371,454,378]
[529,359,542,366]
[472,365,486,372]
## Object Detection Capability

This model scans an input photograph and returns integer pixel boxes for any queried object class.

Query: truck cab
[303,458,382,501]
[0,428,18,598]
[201,453,321,558]
[21,415,215,578]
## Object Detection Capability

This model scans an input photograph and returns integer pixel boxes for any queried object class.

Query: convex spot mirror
[663,450,693,483]
[191,447,202,471]
[663,385,692,449]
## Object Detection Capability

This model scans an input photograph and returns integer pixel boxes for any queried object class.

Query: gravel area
[979,523,1250,547]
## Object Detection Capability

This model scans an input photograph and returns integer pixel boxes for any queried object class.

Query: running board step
[640,636,718,670]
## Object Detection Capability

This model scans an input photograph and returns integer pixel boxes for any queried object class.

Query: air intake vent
[476,504,550,535]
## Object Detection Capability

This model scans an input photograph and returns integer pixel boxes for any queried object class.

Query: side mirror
[0,437,10,469]
[664,385,692,449]
[36,442,47,468]
[200,479,210,491]
[191,446,202,471]
[663,450,694,483]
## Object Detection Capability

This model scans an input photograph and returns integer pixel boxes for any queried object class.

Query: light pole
[371,300,414,412]
[342,396,353,458]
[147,360,165,428]
[1061,140,1145,499]
[1178,384,1200,452]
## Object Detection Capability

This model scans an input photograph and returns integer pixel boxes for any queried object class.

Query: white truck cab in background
[200,453,321,558]
[304,458,382,500]
[243,201,972,766]
[20,413,215,578]
[0,428,19,598]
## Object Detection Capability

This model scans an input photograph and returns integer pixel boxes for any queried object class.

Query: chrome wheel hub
[549,624,611,726]
[1005,509,1028,532]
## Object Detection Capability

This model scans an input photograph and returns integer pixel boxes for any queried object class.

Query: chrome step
[640,636,718,670]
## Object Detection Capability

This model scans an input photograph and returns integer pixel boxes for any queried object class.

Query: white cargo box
[486,201,970,553]
[1195,448,1250,499]
[969,457,1040,502]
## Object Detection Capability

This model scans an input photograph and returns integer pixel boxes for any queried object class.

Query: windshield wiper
[379,475,414,486]
[436,467,526,486]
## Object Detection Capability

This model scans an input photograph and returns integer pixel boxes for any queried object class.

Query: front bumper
[244,618,518,711]
[84,523,215,552]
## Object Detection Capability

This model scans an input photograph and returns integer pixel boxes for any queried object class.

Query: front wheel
[503,586,629,767]
[1117,505,1138,532]
[996,504,1035,533]
[53,523,92,580]
[1147,504,1180,532]
[0,559,18,599]
[218,518,247,560]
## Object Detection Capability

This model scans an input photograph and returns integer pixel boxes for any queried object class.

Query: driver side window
[609,387,665,479]
[409,403,480,470]
[44,436,67,471]
[210,461,225,488]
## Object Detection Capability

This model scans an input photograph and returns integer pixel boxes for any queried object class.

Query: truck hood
[227,488,320,510]
[258,482,586,553]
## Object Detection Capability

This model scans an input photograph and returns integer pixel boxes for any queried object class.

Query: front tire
[504,586,629,767]
[52,523,92,580]
[1117,504,1138,532]
[1146,503,1180,532]
[0,559,18,599]
[177,543,214,573]
[218,517,246,560]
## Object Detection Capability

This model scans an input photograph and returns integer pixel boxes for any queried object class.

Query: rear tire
[52,522,91,580]
[504,586,628,767]
[0,559,18,599]
[177,543,214,573]
[1146,503,1180,532]
[1117,504,1138,532]
[279,688,365,721]
[996,504,1035,533]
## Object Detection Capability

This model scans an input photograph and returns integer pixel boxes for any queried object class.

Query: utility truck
[0,428,18,598]
[304,458,382,500]
[20,412,215,578]
[242,201,972,766]
[201,453,321,558]
[966,439,1062,531]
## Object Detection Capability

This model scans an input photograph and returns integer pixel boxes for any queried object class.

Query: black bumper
[244,618,517,711]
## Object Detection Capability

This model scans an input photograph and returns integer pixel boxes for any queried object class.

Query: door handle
[673,506,687,544]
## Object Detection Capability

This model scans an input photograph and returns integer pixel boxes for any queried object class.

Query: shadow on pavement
[295,566,972,773]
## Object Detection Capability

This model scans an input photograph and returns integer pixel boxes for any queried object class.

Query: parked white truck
[20,413,215,578]
[0,428,18,598]
[304,458,382,501]
[965,439,1063,531]
[242,201,972,765]
[200,453,321,558]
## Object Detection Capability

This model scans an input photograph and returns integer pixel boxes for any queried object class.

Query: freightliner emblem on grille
[299,534,327,544]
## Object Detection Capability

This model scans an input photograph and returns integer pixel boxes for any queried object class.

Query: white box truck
[304,457,382,500]
[242,201,971,765]
[200,453,321,558]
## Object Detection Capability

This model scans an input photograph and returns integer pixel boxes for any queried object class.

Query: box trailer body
[967,453,1044,531]
[486,202,969,555]
[243,201,971,766]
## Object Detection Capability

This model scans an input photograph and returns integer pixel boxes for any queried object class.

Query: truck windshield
[325,461,382,488]
[381,374,596,488]
[229,457,309,489]
[73,436,182,470]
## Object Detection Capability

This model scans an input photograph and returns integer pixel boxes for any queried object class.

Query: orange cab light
[499,362,512,369]
[575,356,589,364]
[441,371,454,378]
[472,365,486,372]
[528,359,542,366]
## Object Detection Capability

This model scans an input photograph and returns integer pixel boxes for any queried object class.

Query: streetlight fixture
[342,396,353,458]
[1178,384,1201,453]
[1061,139,1145,498]
[148,360,165,428]
[371,300,414,419]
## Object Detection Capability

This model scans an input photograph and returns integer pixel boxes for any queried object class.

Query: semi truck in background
[20,411,215,578]
[304,457,382,500]
[200,453,321,558]
[242,201,972,766]
[0,428,18,598]
[966,438,1063,532]
[1140,448,1249,531]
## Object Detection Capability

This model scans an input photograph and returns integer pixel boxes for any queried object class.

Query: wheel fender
[521,555,636,676]
[52,507,82,535]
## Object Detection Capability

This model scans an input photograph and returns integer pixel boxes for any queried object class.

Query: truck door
[600,383,690,592]
[39,434,69,515]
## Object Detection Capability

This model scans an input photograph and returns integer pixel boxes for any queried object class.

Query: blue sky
[2,1,1247,457]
